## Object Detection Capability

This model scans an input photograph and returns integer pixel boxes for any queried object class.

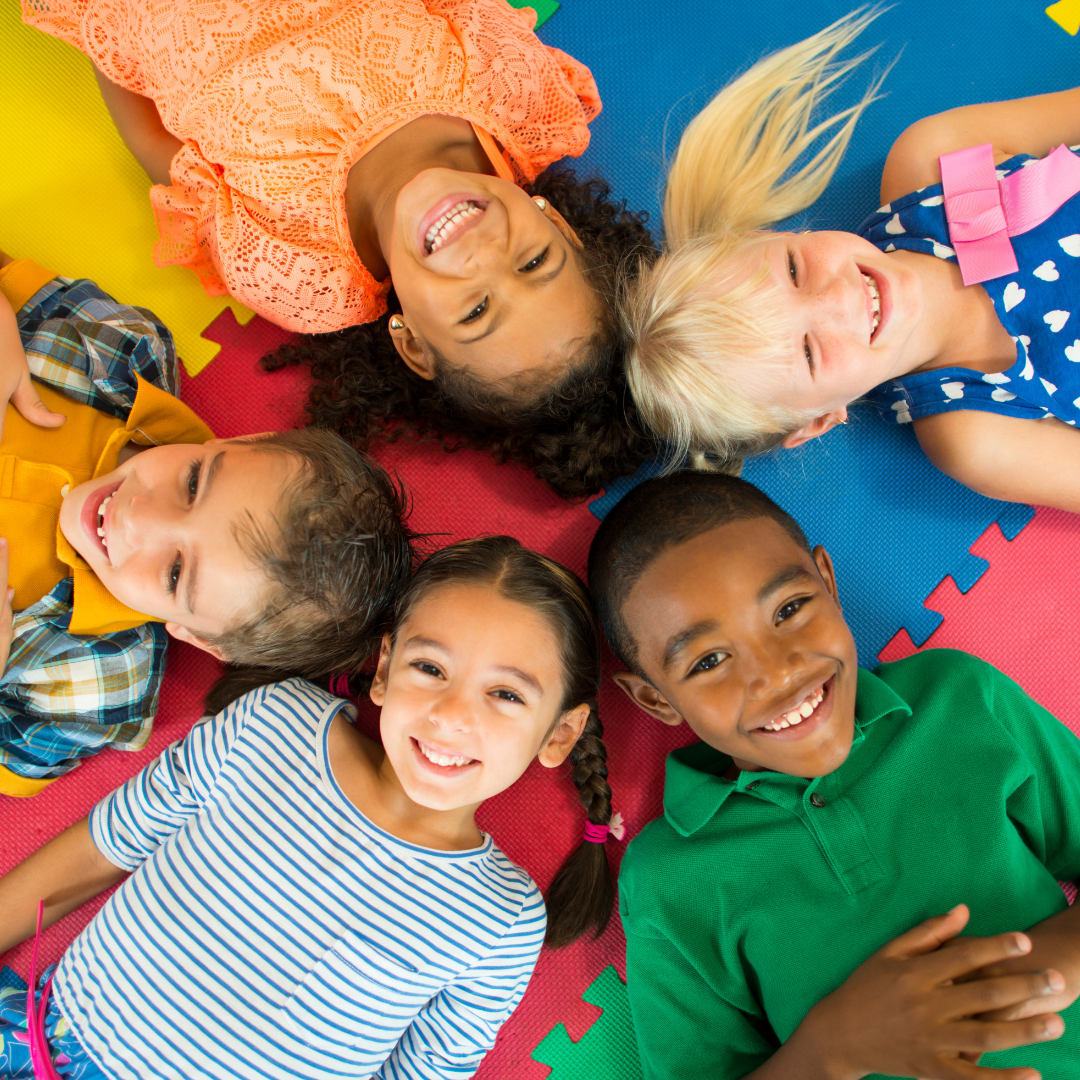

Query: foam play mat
[3,1,1080,1077]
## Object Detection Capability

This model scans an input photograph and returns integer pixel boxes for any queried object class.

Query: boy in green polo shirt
[588,470,1080,1080]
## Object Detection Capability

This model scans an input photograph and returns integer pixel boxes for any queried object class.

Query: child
[624,10,1080,513]
[0,252,413,796]
[22,0,657,451]
[588,469,1080,1080]
[0,535,619,1079]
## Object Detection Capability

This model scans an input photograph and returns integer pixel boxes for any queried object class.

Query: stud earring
[533,197,547,212]
[389,315,404,331]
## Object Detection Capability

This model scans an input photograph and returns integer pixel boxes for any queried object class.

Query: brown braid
[545,700,616,948]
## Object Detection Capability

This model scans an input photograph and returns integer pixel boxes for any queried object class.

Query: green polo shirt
[619,650,1080,1080]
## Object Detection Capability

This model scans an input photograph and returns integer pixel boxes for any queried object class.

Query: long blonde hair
[625,8,891,462]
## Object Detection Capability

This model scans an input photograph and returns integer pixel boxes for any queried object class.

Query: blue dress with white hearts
[860,149,1080,428]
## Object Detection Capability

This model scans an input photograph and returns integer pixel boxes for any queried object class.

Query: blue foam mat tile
[590,406,1034,667]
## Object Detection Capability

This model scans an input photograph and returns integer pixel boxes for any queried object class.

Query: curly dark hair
[261,167,661,499]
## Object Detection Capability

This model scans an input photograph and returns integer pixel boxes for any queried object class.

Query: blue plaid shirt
[1,277,177,781]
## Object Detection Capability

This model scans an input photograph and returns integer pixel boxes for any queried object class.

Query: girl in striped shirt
[0,535,619,1080]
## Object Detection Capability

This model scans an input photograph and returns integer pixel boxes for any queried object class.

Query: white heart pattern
[941,381,965,399]
[1040,377,1058,395]
[1059,234,1080,257]
[1044,310,1071,333]
[1003,282,1025,311]
[991,388,1017,402]
[981,372,1011,384]
[885,213,906,235]
[1020,356,1034,380]
[920,195,944,207]
[891,400,912,424]
[1033,261,1060,281]
[933,242,955,259]
[1066,340,1080,363]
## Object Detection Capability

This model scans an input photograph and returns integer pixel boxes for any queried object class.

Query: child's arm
[0,255,66,442]
[0,817,127,955]
[881,86,1080,204]
[93,68,182,187]
[914,409,1080,513]
[627,905,1062,1080]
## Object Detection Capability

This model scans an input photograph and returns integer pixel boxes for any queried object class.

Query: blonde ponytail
[664,6,889,244]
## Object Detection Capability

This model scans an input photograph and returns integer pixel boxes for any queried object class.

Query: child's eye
[804,338,814,374]
[411,661,444,679]
[186,459,200,502]
[519,246,550,273]
[167,557,182,595]
[788,251,797,283]
[776,597,810,623]
[688,651,726,677]
[493,688,525,704]
[462,298,488,324]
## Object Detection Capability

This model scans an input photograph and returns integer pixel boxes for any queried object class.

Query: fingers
[950,1064,1041,1080]
[10,370,66,429]
[943,969,1065,1021]
[925,930,1033,985]
[943,1013,1063,1056]
[880,905,972,960]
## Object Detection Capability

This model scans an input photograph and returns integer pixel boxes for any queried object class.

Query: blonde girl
[0,536,619,1079]
[625,9,1080,512]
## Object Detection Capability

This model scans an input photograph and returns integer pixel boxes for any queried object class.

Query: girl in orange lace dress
[22,0,655,481]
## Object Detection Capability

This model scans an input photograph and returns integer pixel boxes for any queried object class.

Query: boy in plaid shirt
[0,253,413,796]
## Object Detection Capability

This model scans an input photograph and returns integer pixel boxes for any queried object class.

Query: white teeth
[760,685,826,732]
[862,272,882,334]
[96,494,114,551]
[424,201,484,254]
[418,742,474,768]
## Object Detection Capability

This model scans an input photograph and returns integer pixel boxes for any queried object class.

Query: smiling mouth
[862,271,882,338]
[81,481,122,562]
[757,681,828,732]
[415,738,477,769]
[424,200,486,255]
[95,493,115,555]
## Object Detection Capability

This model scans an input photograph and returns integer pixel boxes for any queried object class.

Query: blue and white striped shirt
[54,679,546,1080]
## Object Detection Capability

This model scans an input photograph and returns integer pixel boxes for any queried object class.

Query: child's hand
[953,900,1080,1023]
[0,538,13,675]
[798,904,1064,1080]
[0,290,65,443]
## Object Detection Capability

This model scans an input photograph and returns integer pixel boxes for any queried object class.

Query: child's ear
[164,622,230,662]
[546,205,585,252]
[537,701,591,768]
[386,320,436,381]
[812,545,842,608]
[367,633,394,706]
[611,672,683,727]
[781,407,849,449]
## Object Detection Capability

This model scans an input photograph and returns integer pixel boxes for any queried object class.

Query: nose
[119,489,182,550]
[743,634,808,703]
[426,684,477,734]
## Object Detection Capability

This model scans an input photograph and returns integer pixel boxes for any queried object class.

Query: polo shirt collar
[663,667,913,837]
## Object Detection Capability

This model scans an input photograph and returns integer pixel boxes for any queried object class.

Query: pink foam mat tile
[878,505,1080,738]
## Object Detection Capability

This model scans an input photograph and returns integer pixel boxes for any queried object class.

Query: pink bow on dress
[940,142,1080,285]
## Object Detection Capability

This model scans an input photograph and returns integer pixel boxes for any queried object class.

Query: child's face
[370,582,589,813]
[730,231,926,441]
[385,170,599,392]
[58,438,295,649]
[613,517,859,778]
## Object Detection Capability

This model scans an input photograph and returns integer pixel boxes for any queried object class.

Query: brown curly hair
[261,168,660,499]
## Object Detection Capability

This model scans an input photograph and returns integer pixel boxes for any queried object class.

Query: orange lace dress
[22,0,601,333]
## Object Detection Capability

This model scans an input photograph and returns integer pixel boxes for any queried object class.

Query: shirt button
[60,484,70,496]
[810,794,826,808]
[746,781,761,790]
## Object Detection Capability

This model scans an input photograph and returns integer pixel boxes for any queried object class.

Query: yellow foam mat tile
[0,3,253,376]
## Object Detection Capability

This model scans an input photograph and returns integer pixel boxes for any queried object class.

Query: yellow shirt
[3,377,214,634]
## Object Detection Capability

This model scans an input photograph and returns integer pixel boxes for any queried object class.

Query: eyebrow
[402,637,544,695]
[757,564,815,604]
[183,451,226,614]
[662,619,721,672]
[456,245,569,345]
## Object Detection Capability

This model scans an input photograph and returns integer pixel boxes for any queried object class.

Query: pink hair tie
[330,673,352,698]
[583,812,626,844]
